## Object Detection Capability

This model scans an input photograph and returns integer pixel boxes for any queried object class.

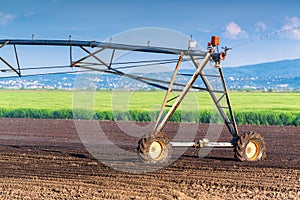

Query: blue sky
[1,0,300,67]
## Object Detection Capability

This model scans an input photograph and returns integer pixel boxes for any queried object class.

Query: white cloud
[24,11,35,18]
[282,16,300,40]
[223,21,248,39]
[0,12,15,25]
[255,21,267,32]
[197,28,212,33]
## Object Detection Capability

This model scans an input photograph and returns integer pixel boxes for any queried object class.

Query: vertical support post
[108,49,115,69]
[155,52,211,133]
[13,45,21,76]
[69,35,73,67]
[154,52,184,130]
[218,68,239,136]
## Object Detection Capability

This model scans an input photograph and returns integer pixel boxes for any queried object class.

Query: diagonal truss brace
[152,52,239,138]
[154,52,211,133]
[0,41,21,76]
[191,56,239,137]
[72,46,108,67]
[0,38,238,138]
[154,52,184,130]
[0,57,21,76]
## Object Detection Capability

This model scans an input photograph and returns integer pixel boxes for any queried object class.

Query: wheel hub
[245,140,261,160]
[149,141,164,160]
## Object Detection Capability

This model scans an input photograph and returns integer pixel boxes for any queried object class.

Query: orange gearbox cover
[211,36,220,46]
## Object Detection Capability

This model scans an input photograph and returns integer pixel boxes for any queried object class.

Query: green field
[0,90,299,125]
[1,90,299,112]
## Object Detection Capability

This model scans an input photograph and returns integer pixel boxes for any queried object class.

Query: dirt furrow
[0,119,299,199]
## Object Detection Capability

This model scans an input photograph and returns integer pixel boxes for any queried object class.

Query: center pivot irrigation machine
[0,35,266,164]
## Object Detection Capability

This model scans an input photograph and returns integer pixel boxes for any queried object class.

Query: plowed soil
[0,118,299,199]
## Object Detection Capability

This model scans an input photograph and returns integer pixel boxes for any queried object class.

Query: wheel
[234,131,266,161]
[137,132,172,164]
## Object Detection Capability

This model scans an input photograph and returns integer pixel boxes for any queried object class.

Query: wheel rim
[149,141,165,161]
[245,140,261,161]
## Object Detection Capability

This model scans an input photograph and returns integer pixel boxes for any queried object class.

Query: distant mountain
[222,59,300,90]
[0,59,299,91]
[224,59,300,78]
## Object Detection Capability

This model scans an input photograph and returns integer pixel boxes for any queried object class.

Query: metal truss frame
[0,38,239,148]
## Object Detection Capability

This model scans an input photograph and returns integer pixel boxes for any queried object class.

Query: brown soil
[0,118,299,199]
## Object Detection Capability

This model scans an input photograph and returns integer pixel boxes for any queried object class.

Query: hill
[222,58,300,90]
[178,58,300,91]
[0,59,299,91]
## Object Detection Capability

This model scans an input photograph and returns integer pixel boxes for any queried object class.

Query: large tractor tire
[234,131,266,161]
[137,132,172,164]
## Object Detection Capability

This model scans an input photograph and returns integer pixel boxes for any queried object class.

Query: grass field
[0,90,299,125]
[0,90,299,112]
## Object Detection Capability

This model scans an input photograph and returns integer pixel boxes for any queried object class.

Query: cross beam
[0,39,206,57]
